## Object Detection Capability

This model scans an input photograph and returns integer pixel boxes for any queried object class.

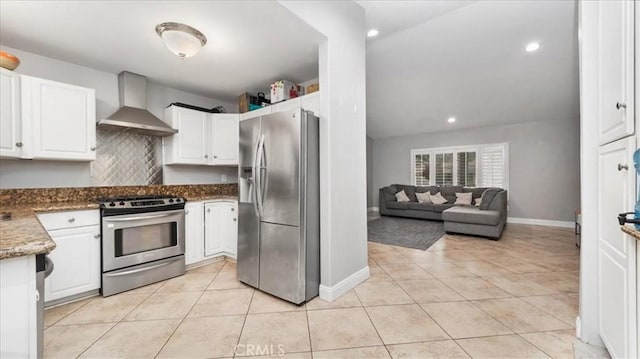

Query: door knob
[618,163,629,171]
[616,102,627,110]
[15,142,23,147]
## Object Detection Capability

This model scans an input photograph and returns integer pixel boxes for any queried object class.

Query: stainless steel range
[98,195,186,296]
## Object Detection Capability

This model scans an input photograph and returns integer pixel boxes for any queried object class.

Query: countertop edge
[621,225,640,240]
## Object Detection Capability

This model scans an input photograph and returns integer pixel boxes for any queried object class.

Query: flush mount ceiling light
[525,42,541,53]
[156,22,207,59]
[367,29,379,37]
[448,117,456,123]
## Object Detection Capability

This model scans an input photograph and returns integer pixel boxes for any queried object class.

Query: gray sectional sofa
[378,184,508,239]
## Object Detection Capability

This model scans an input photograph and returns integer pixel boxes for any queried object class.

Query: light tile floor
[45,219,595,358]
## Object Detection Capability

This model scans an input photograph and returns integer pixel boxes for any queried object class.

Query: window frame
[410,143,509,190]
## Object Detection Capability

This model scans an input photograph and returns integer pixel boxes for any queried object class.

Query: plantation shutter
[480,146,506,188]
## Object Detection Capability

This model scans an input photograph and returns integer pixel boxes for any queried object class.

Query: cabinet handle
[233,218,237,222]
[616,102,627,110]
[15,142,23,147]
[618,163,629,171]
[90,146,96,151]
[94,233,100,239]
[231,208,235,211]
[204,154,209,159]
[185,210,189,214]
[207,208,211,213]
[214,155,218,159]
[68,217,76,223]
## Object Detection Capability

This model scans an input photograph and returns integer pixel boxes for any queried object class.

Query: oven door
[102,209,185,272]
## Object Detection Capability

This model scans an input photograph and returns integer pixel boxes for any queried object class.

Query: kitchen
[0,1,348,358]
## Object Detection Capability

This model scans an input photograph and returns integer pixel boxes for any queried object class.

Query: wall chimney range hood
[98,72,178,136]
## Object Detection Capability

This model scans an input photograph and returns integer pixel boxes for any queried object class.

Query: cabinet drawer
[37,210,100,231]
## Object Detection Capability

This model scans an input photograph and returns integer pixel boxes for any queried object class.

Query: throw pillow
[479,188,501,210]
[395,190,410,202]
[416,192,432,204]
[429,192,448,205]
[454,192,473,205]
[474,197,482,207]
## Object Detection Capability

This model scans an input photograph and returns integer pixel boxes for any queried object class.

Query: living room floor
[44,220,581,359]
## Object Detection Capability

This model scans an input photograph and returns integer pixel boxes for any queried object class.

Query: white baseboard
[319,266,369,302]
[367,207,379,212]
[507,217,574,228]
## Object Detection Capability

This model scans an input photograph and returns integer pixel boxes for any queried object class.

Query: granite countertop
[622,225,640,240]
[0,201,99,260]
[185,195,238,202]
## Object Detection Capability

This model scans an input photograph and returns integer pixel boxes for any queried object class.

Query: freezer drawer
[259,222,305,304]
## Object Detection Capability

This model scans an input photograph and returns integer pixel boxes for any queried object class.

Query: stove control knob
[169,198,174,203]
[176,198,182,202]
[119,201,125,206]
[109,202,116,207]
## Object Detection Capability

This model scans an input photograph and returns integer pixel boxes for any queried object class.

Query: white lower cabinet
[185,201,204,265]
[186,200,237,262]
[44,225,101,303]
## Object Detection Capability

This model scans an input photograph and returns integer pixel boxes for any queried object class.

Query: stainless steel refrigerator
[237,108,320,304]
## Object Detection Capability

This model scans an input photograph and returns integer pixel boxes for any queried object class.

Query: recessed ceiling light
[367,29,379,38]
[448,117,456,123]
[525,42,541,52]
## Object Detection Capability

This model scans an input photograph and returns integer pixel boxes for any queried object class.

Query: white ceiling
[356,0,475,39]
[0,1,323,102]
[366,0,579,139]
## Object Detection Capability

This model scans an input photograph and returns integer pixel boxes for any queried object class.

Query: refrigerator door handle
[255,134,265,216]
[253,135,262,217]
[261,134,268,211]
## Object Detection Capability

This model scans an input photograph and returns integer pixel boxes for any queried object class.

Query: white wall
[370,118,581,223]
[279,1,369,300]
[0,46,237,189]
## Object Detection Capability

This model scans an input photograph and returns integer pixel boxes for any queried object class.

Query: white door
[23,76,96,161]
[0,69,22,158]
[204,203,224,257]
[598,136,637,358]
[211,114,239,165]
[185,201,204,265]
[175,107,208,164]
[44,225,101,302]
[221,202,238,257]
[597,0,635,145]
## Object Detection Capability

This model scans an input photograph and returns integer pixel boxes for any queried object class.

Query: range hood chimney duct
[97,72,178,136]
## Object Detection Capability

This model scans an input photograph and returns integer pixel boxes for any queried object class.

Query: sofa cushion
[415,192,432,203]
[407,202,434,211]
[463,187,488,199]
[387,202,410,210]
[454,192,473,205]
[395,190,411,202]
[416,186,438,195]
[439,186,463,203]
[381,186,398,202]
[431,203,456,213]
[393,184,417,201]
[479,188,502,210]
[429,192,448,205]
[442,206,501,226]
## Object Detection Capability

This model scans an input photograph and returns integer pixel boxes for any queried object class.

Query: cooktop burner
[97,194,185,210]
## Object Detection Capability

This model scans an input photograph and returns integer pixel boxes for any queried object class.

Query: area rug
[367,216,445,250]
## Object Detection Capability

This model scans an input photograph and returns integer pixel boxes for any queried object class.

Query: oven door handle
[103,260,175,277]
[104,213,178,222]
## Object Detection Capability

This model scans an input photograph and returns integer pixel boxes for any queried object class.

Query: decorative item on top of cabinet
[0,71,96,161]
[163,105,239,166]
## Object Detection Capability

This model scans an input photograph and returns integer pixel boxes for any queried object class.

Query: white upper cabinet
[597,0,635,145]
[22,75,96,160]
[0,69,22,158]
[164,105,239,166]
[163,106,209,165]
[210,113,239,165]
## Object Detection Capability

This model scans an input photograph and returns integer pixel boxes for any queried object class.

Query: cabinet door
[185,202,204,265]
[173,107,209,165]
[597,136,637,359]
[211,114,239,165]
[25,76,96,160]
[221,202,238,257]
[204,203,224,257]
[300,92,320,116]
[0,69,22,158]
[44,225,101,303]
[598,0,635,145]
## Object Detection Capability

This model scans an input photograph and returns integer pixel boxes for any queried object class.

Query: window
[411,143,508,189]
